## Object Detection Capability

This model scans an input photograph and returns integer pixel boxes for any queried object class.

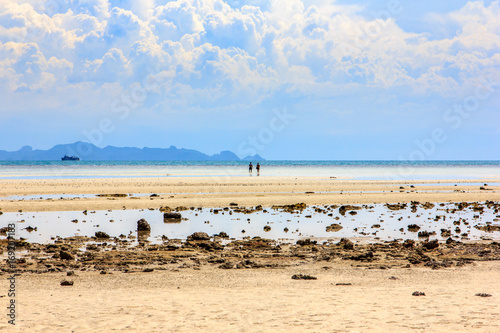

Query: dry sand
[1,176,499,332]
[1,261,499,332]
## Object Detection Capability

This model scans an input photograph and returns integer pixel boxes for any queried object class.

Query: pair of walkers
[248,162,260,175]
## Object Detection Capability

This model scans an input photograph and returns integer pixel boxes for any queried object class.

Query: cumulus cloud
[0,0,498,116]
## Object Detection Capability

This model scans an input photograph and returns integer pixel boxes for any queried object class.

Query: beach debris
[292,274,317,280]
[95,231,110,239]
[60,280,74,286]
[59,251,74,260]
[475,293,492,297]
[412,291,425,296]
[137,218,151,231]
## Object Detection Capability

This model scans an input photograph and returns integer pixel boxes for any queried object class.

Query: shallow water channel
[1,202,499,245]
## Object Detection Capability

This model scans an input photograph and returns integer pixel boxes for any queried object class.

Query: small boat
[61,155,80,161]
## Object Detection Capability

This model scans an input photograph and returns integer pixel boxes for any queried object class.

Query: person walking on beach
[249,162,253,174]
[256,163,260,176]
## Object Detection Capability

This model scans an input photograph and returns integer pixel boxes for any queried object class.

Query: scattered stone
[292,274,317,280]
[335,282,352,285]
[96,194,127,197]
[326,223,343,232]
[263,226,271,232]
[407,224,421,232]
[338,238,354,250]
[60,280,74,286]
[59,251,74,260]
[95,231,110,239]
[412,291,425,296]
[187,232,210,241]
[423,239,439,250]
[66,271,76,276]
[389,276,398,280]
[143,268,154,272]
[163,212,182,220]
[475,293,492,297]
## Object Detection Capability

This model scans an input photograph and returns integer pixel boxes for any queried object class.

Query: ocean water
[0,160,499,180]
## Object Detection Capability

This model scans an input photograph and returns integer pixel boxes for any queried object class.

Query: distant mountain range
[0,142,265,161]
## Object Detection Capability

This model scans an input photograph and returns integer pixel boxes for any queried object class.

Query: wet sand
[0,177,499,332]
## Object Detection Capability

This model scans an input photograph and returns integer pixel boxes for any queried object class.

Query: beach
[1,176,500,332]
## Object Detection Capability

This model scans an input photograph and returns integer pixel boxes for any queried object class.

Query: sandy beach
[0,176,499,212]
[1,176,499,332]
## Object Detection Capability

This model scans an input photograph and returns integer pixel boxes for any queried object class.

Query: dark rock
[403,239,415,248]
[385,203,407,210]
[219,262,234,269]
[59,251,74,260]
[60,280,74,286]
[263,225,271,232]
[335,282,352,285]
[217,231,229,238]
[475,293,492,297]
[412,291,425,296]
[407,224,421,232]
[326,223,343,232]
[292,274,317,280]
[338,238,354,250]
[66,271,76,276]
[423,239,439,250]
[137,219,151,231]
[143,268,154,272]
[95,231,110,238]
[187,232,210,241]
[349,251,374,261]
[163,212,182,220]
[296,239,317,246]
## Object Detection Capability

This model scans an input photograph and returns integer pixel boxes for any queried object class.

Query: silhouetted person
[256,163,260,176]
[249,162,253,174]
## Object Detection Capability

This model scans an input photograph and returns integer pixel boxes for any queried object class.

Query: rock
[66,271,76,276]
[291,274,317,280]
[326,223,343,232]
[60,280,74,286]
[137,219,151,231]
[296,239,317,246]
[349,251,374,261]
[217,231,229,238]
[219,262,234,269]
[339,205,361,216]
[335,282,352,285]
[474,224,500,232]
[421,202,435,209]
[475,293,492,297]
[407,224,421,232]
[163,212,182,220]
[229,202,238,206]
[403,239,415,248]
[338,238,354,250]
[187,232,210,241]
[412,291,425,296]
[143,268,154,272]
[159,206,172,213]
[385,203,407,210]
[96,194,127,197]
[423,239,439,250]
[263,225,271,232]
[59,251,74,260]
[95,231,110,238]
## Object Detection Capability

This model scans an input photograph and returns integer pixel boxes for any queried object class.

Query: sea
[0,160,499,180]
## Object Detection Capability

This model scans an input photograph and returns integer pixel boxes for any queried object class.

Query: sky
[0,0,499,160]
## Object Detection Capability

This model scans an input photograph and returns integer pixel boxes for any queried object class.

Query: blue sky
[0,0,499,160]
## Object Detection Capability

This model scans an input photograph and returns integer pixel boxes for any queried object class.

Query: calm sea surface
[0,160,499,180]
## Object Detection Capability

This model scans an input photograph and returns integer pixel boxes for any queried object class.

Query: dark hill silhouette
[0,142,265,161]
